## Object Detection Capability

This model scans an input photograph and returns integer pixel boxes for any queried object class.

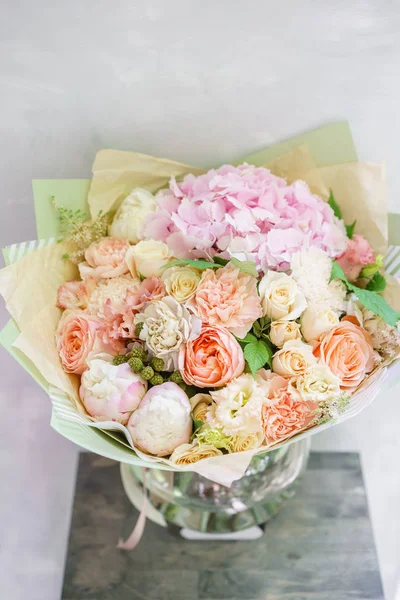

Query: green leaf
[252,321,262,338]
[330,260,347,282]
[366,272,386,292]
[328,189,342,220]
[161,258,220,271]
[345,220,356,239]
[230,257,258,278]
[192,418,204,433]
[236,332,258,344]
[213,256,229,266]
[243,339,272,375]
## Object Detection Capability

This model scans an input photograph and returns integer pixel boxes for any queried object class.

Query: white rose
[270,320,302,348]
[161,266,201,303]
[258,271,307,321]
[300,305,339,342]
[272,339,317,377]
[135,296,201,371]
[109,188,156,243]
[125,239,172,278]
[128,383,192,456]
[289,364,341,402]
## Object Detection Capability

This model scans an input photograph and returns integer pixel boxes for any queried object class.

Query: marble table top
[62,452,383,600]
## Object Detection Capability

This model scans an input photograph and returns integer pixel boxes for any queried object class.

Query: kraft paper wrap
[1,135,399,486]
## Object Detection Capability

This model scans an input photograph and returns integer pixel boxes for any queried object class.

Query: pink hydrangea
[143,165,347,271]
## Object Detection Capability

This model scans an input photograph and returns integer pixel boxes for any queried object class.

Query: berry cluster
[113,347,186,389]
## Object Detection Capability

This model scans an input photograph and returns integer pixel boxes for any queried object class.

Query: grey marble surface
[62,452,383,600]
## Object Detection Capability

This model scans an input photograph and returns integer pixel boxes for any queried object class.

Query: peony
[207,373,270,436]
[161,265,201,303]
[125,239,172,278]
[270,320,302,348]
[290,248,347,311]
[78,237,131,280]
[289,364,341,402]
[261,373,317,445]
[109,188,157,243]
[186,263,262,338]
[57,277,96,310]
[56,310,119,375]
[258,271,306,321]
[135,296,201,371]
[143,165,347,270]
[179,325,245,388]
[169,442,223,464]
[313,320,374,391]
[272,339,316,377]
[127,383,192,456]
[301,305,339,342]
[87,276,138,320]
[337,234,375,281]
[79,354,147,424]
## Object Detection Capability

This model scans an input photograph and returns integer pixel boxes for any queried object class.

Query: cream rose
[289,364,341,402]
[161,266,201,303]
[301,306,340,342]
[229,431,264,453]
[272,339,316,377]
[169,442,223,465]
[258,271,307,321]
[270,320,302,348]
[125,239,172,278]
[190,393,213,423]
[109,188,157,243]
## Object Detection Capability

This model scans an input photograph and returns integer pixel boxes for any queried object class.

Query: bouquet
[1,122,399,487]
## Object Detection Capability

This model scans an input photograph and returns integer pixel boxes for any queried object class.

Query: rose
[57,277,96,310]
[135,296,201,371]
[289,364,341,402]
[109,188,156,244]
[79,354,147,424]
[336,234,375,281]
[161,266,201,303]
[229,432,264,453]
[272,339,316,378]
[169,443,223,465]
[186,263,262,338]
[78,237,131,280]
[313,320,374,391]
[258,271,307,321]
[125,239,172,278]
[269,320,302,348]
[179,325,245,388]
[56,310,119,374]
[127,383,192,456]
[300,305,339,342]
[190,393,213,423]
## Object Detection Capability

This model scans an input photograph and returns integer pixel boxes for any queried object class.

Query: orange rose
[313,320,374,391]
[56,310,120,374]
[179,325,244,388]
[78,237,131,280]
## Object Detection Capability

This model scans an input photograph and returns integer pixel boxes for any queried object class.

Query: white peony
[258,271,307,321]
[125,239,172,278]
[300,305,339,342]
[87,276,138,319]
[289,364,341,402]
[135,296,201,371]
[272,339,317,377]
[109,188,157,243]
[127,383,192,456]
[270,319,302,348]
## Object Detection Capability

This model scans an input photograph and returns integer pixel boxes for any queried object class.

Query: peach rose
[336,234,375,281]
[186,263,262,338]
[56,310,120,374]
[313,320,374,391]
[57,277,96,310]
[261,371,317,445]
[179,325,245,388]
[78,237,131,280]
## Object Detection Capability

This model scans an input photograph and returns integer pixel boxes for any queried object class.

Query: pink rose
[57,277,96,310]
[78,237,131,280]
[261,371,317,445]
[56,310,120,374]
[336,234,375,281]
[186,263,262,338]
[179,325,245,388]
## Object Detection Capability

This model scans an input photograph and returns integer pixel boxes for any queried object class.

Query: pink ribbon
[117,467,148,551]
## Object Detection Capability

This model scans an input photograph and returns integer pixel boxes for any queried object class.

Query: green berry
[128,357,144,373]
[169,370,183,384]
[141,366,155,381]
[113,355,128,366]
[178,382,188,392]
[135,322,144,337]
[149,374,164,386]
[150,357,164,372]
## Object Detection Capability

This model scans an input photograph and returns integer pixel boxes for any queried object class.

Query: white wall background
[1,2,400,599]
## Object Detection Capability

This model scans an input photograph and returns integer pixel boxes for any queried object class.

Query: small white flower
[109,188,157,243]
[258,271,307,321]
